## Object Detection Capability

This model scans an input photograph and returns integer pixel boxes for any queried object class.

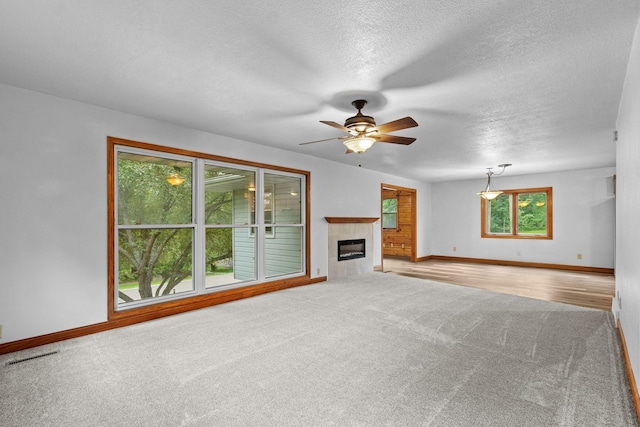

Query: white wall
[615,15,640,391]
[430,168,616,268]
[0,84,431,344]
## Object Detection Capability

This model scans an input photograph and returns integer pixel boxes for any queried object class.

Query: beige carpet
[1,273,637,426]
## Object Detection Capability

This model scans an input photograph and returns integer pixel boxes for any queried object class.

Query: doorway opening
[381,184,417,272]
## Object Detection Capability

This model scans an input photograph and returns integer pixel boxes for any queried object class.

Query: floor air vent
[5,350,59,366]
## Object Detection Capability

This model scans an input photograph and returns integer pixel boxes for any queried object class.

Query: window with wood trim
[382,198,398,229]
[109,137,308,314]
[481,187,552,239]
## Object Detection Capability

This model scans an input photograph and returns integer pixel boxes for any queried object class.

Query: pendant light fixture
[477,164,511,200]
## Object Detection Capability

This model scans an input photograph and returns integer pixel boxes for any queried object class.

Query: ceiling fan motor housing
[345,114,376,132]
[345,100,376,132]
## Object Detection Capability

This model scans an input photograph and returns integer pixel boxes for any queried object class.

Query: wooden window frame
[481,187,553,239]
[108,136,311,322]
[382,197,398,230]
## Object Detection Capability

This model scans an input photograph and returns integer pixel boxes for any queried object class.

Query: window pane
[264,173,302,224]
[265,226,303,278]
[118,228,193,303]
[382,198,397,213]
[488,194,512,233]
[382,213,397,228]
[232,227,258,281]
[204,164,255,225]
[517,192,547,235]
[118,153,192,225]
[205,227,255,288]
[382,198,397,229]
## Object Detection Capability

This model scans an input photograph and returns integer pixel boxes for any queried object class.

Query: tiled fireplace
[326,217,377,279]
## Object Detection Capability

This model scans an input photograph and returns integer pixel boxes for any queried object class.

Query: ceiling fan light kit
[344,135,376,154]
[477,163,511,200]
[300,99,418,154]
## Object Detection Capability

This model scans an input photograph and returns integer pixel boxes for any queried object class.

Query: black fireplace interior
[338,238,365,261]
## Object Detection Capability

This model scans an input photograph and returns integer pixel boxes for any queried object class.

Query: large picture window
[110,138,308,313]
[481,187,552,239]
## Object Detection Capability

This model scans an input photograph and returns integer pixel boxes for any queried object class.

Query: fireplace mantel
[325,217,379,224]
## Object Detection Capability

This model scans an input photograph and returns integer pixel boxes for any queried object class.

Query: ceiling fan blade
[375,134,416,145]
[299,135,349,146]
[371,117,418,134]
[320,120,355,134]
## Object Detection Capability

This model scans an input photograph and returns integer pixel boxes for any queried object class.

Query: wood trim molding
[325,217,379,223]
[617,319,640,422]
[381,183,416,193]
[108,136,310,175]
[0,276,327,355]
[416,255,614,275]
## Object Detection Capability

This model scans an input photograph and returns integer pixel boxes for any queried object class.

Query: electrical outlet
[316,268,320,276]
[401,243,405,249]
[453,246,457,252]
[0,324,3,339]
[516,251,521,256]
[577,253,582,260]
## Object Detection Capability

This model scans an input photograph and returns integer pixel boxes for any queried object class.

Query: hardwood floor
[382,257,615,311]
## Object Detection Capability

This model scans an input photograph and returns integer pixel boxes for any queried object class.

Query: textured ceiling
[1,1,638,182]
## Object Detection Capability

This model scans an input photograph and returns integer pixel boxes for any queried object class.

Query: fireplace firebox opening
[337,239,366,261]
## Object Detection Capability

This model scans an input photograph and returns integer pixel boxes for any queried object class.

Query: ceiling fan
[300,100,418,154]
